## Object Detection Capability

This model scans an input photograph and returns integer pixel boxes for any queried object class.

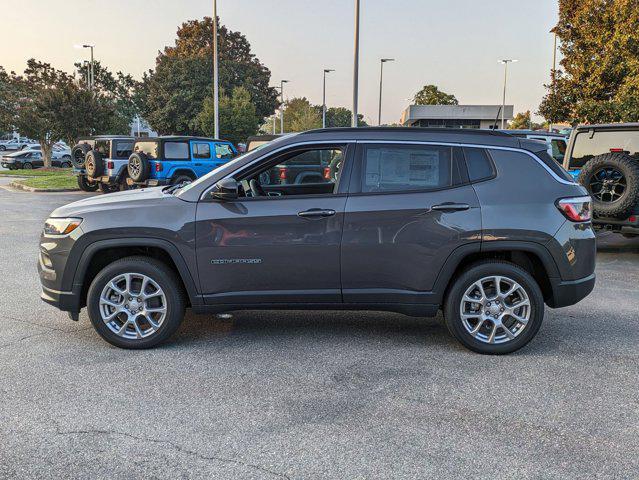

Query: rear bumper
[126,178,168,187]
[547,273,596,308]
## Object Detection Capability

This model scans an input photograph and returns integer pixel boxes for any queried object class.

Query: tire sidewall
[86,258,185,349]
[77,175,99,192]
[128,152,150,182]
[444,262,544,354]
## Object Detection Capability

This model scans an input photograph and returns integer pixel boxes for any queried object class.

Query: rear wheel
[76,175,99,192]
[22,162,33,170]
[86,256,185,349]
[60,161,72,169]
[98,183,119,194]
[444,261,544,354]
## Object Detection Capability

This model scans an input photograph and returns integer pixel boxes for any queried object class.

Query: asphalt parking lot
[0,178,638,479]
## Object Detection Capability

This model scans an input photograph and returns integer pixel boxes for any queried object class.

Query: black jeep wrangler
[71,136,134,193]
[563,123,639,237]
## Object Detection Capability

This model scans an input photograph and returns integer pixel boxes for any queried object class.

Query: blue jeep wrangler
[126,136,237,187]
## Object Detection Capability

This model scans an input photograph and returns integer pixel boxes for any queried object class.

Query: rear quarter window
[463,147,494,182]
[114,140,133,159]
[164,142,189,160]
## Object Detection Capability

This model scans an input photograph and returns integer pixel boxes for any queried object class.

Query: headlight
[44,217,83,236]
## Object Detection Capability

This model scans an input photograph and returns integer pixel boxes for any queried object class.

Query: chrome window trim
[200,138,575,200]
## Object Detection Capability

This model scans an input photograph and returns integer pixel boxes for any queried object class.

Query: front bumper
[547,273,596,308]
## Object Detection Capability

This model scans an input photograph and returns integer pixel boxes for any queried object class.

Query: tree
[282,97,322,132]
[325,107,368,127]
[3,60,118,166]
[139,17,279,135]
[539,0,639,124]
[412,85,458,105]
[0,67,12,134]
[508,110,549,130]
[197,86,260,145]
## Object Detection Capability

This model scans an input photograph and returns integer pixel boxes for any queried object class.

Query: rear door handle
[431,203,470,212]
[298,208,336,218]
[194,163,202,166]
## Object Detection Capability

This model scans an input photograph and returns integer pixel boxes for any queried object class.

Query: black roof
[497,129,566,137]
[133,136,228,143]
[77,135,134,141]
[301,126,513,138]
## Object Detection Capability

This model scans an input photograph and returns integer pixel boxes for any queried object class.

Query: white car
[500,130,568,164]
[0,138,34,152]
[21,145,72,160]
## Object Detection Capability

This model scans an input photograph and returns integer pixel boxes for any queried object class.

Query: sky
[0,0,559,124]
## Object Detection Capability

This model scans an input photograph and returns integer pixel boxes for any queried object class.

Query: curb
[7,180,79,193]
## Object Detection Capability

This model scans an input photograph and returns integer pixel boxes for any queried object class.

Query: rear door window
[193,143,211,159]
[360,144,453,193]
[164,142,189,160]
[570,130,639,169]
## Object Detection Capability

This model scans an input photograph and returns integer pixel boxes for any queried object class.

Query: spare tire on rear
[71,143,92,168]
[127,152,150,182]
[577,152,639,219]
[84,150,104,178]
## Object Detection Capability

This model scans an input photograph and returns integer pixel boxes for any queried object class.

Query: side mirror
[209,177,238,200]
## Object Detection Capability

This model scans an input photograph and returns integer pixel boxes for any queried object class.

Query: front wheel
[86,256,185,349]
[22,162,33,170]
[444,260,544,354]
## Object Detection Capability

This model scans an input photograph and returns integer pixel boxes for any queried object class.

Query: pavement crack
[55,428,290,479]
[0,331,50,349]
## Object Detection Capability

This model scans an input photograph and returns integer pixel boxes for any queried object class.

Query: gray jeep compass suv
[38,128,596,354]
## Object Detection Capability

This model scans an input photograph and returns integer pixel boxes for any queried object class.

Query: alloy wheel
[589,167,626,203]
[459,275,531,344]
[99,273,167,340]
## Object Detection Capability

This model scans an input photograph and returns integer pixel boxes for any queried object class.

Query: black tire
[60,161,72,169]
[444,260,544,355]
[128,152,150,182]
[0,145,5,151]
[71,143,92,168]
[119,176,133,191]
[170,174,193,186]
[98,182,119,194]
[76,174,99,192]
[85,150,104,178]
[86,256,185,349]
[622,233,639,239]
[22,162,33,170]
[577,153,639,219]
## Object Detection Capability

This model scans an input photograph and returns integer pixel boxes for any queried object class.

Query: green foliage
[139,16,279,136]
[325,107,368,127]
[508,110,549,130]
[197,86,260,145]
[1,60,120,166]
[539,0,639,124]
[413,85,458,105]
[283,97,322,132]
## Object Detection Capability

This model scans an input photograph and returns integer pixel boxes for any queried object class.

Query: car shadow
[596,231,639,253]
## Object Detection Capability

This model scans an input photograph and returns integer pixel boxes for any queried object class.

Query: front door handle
[298,208,336,218]
[431,203,470,212]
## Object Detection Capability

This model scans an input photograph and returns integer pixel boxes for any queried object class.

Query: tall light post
[75,44,95,90]
[352,0,360,127]
[322,69,334,129]
[498,59,517,129]
[550,28,558,132]
[212,0,220,139]
[378,58,394,126]
[280,80,289,134]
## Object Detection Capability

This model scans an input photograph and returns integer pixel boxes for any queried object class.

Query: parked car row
[1,146,72,170]
[71,135,240,193]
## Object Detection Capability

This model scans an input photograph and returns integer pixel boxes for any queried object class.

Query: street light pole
[213,0,220,139]
[322,69,334,129]
[280,80,289,134]
[498,59,517,129]
[352,0,360,127]
[550,29,557,132]
[378,58,394,126]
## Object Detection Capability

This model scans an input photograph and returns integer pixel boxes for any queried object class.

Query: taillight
[323,167,331,179]
[629,215,637,223]
[107,161,114,169]
[556,196,592,222]
[278,166,287,180]
[155,163,163,172]
[610,148,624,153]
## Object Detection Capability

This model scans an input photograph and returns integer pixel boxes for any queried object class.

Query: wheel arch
[70,238,200,310]
[169,168,197,181]
[434,241,560,305]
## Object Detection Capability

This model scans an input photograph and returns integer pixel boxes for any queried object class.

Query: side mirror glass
[209,177,238,200]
